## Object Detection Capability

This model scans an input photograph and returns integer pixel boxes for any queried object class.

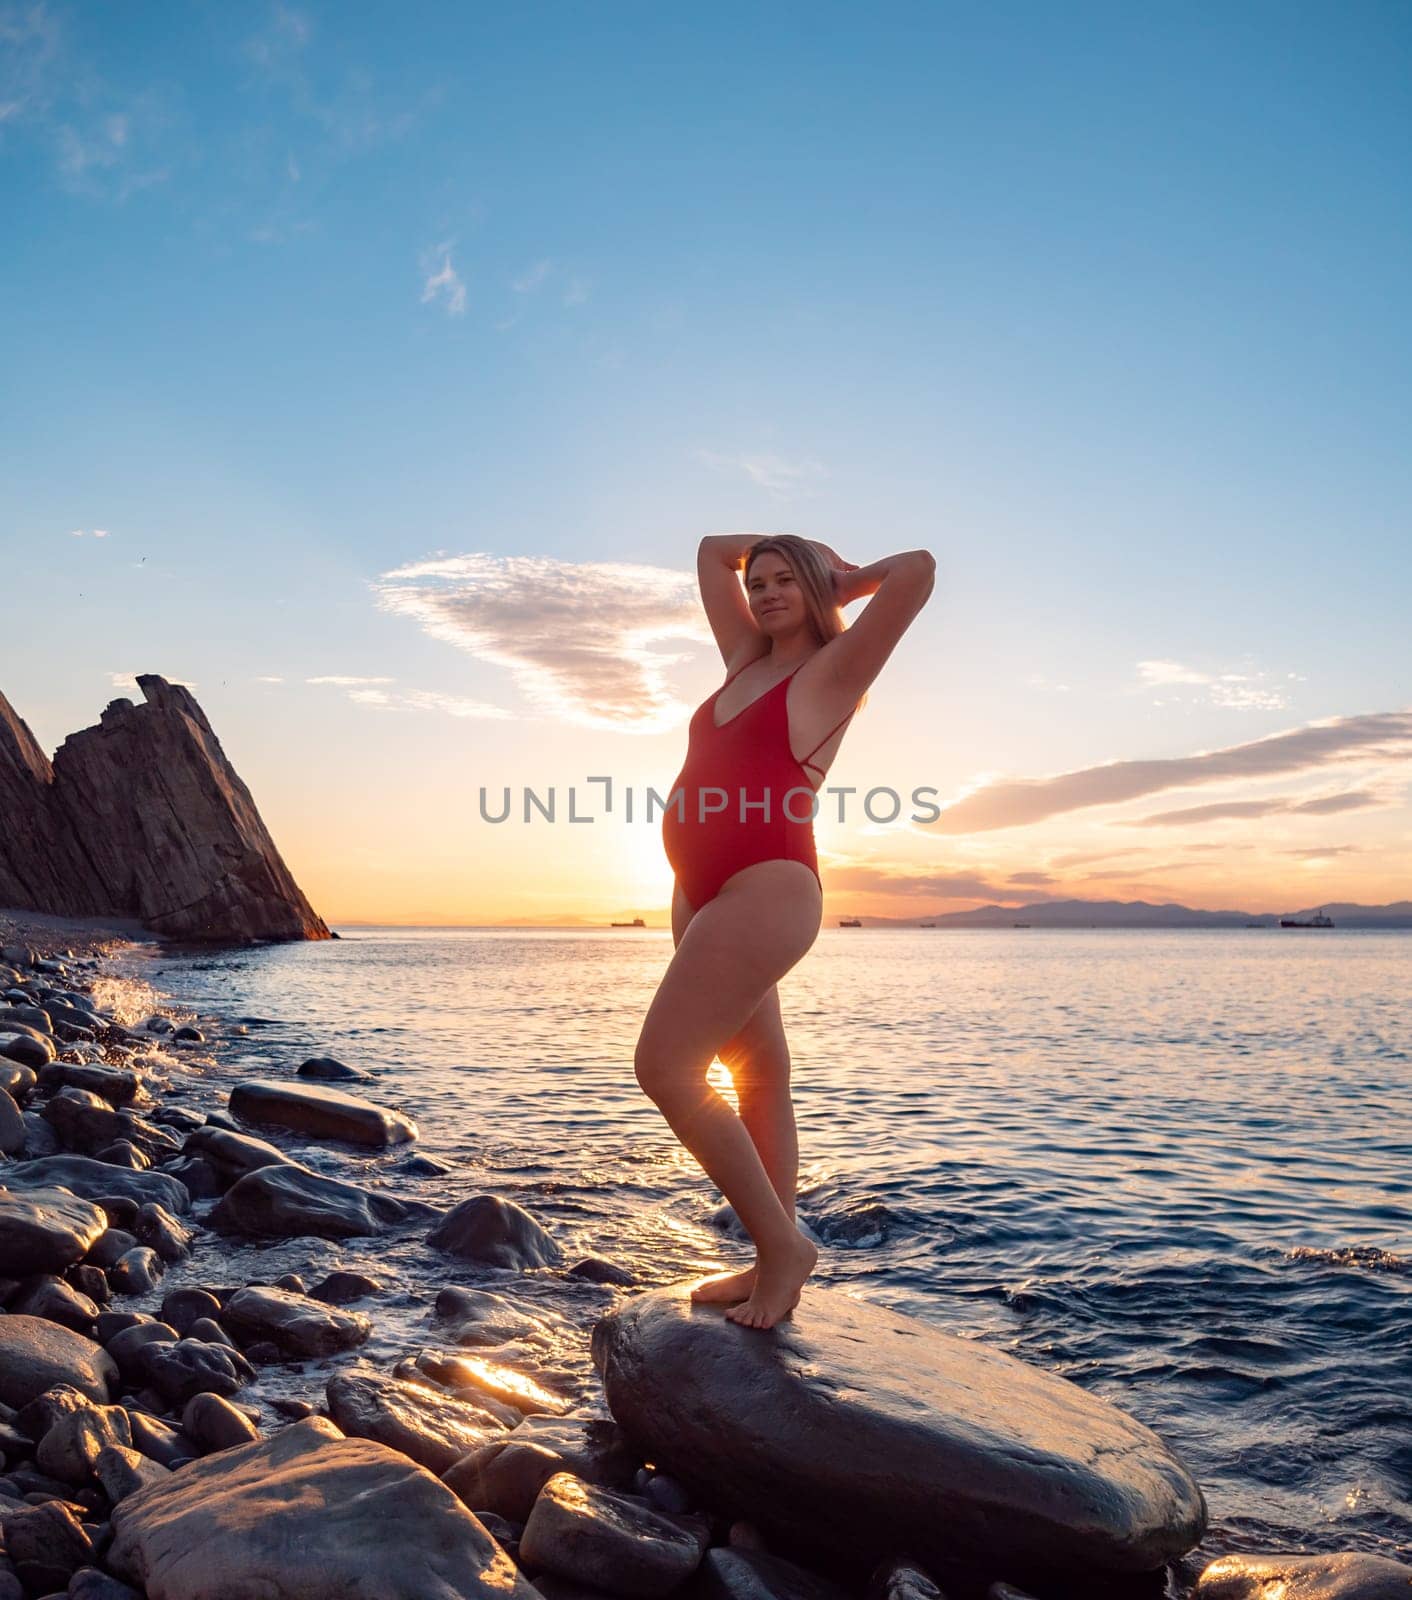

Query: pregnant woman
[635,532,936,1329]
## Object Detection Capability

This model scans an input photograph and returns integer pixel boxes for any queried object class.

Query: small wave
[1287,1244,1410,1275]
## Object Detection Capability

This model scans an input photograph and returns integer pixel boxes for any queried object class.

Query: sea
[98,925,1411,1592]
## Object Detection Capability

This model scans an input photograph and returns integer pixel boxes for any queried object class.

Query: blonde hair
[743,535,867,712]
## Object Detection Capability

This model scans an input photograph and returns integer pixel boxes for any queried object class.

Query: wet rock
[0,1030,52,1071]
[519,1471,706,1596]
[867,1557,950,1600]
[133,1203,191,1263]
[416,1350,568,1417]
[35,1402,132,1485]
[223,1285,371,1357]
[124,1412,195,1470]
[271,1397,317,1421]
[0,1155,190,1214]
[67,1568,143,1600]
[209,1162,432,1239]
[230,1078,417,1147]
[401,1152,452,1177]
[86,1228,139,1269]
[443,1437,565,1522]
[188,1316,234,1347]
[93,1443,172,1503]
[0,1498,94,1589]
[309,1269,382,1304]
[297,1055,368,1082]
[427,1195,565,1269]
[173,1024,204,1043]
[509,1416,639,1492]
[0,1188,107,1275]
[18,1109,60,1157]
[436,1285,557,1347]
[137,1339,255,1404]
[697,1547,853,1600]
[0,1082,23,1153]
[104,1322,178,1384]
[15,1380,91,1442]
[151,1105,204,1132]
[183,1392,260,1452]
[273,1272,306,1292]
[644,1474,692,1515]
[182,1123,293,1184]
[68,1265,109,1307]
[160,1155,225,1198]
[325,1372,506,1474]
[35,1062,138,1107]
[41,1091,180,1164]
[108,1414,538,1599]
[94,1137,151,1168]
[1193,1550,1412,1598]
[592,1283,1207,1589]
[0,1317,116,1407]
[8,1274,99,1333]
[567,1257,637,1287]
[107,1246,164,1296]
[160,1286,224,1335]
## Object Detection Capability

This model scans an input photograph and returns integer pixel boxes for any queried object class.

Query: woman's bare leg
[638,862,822,1329]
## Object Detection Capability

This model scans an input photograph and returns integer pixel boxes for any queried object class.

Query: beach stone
[297,1055,368,1082]
[124,1413,194,1470]
[223,1285,372,1356]
[93,1444,171,1503]
[1,1056,38,1095]
[41,1092,180,1164]
[182,1124,293,1184]
[183,1392,260,1452]
[0,1030,52,1070]
[309,1269,382,1304]
[104,1322,178,1383]
[1193,1550,1412,1598]
[230,1078,417,1147]
[8,1274,99,1332]
[519,1471,706,1596]
[188,1316,236,1347]
[698,1547,853,1600]
[36,1062,138,1107]
[436,1285,557,1347]
[209,1163,420,1239]
[567,1256,636,1287]
[592,1283,1207,1589]
[427,1195,565,1269]
[0,1155,191,1215]
[86,1228,139,1268]
[108,1246,163,1296]
[416,1350,567,1418]
[1,1498,94,1587]
[160,1154,225,1198]
[0,1188,107,1275]
[133,1203,191,1263]
[68,1569,143,1600]
[443,1437,565,1522]
[108,1414,539,1599]
[160,1286,224,1335]
[19,1110,60,1156]
[173,1024,204,1043]
[69,1264,110,1306]
[401,1151,453,1176]
[508,1416,642,1493]
[326,1372,505,1474]
[0,1084,23,1153]
[136,1338,255,1404]
[96,1137,151,1168]
[0,1317,115,1408]
[35,1402,132,1485]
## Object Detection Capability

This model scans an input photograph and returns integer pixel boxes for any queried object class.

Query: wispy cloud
[927,713,1412,834]
[0,3,60,125]
[824,861,1049,903]
[696,449,828,499]
[254,675,284,684]
[1281,845,1359,859]
[421,242,466,316]
[1135,658,1297,712]
[372,553,711,732]
[305,675,395,687]
[68,527,109,537]
[512,258,551,294]
[1125,789,1386,828]
[306,672,509,721]
[563,276,590,307]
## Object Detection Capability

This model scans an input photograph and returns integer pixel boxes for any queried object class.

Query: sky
[2,0,1409,925]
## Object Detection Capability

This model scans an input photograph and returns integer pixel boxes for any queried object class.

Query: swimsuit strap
[798,704,858,777]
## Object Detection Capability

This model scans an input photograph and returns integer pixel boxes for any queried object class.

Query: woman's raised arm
[819,549,937,700]
[696,534,770,669]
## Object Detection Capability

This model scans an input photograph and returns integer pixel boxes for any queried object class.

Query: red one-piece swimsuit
[661,660,857,910]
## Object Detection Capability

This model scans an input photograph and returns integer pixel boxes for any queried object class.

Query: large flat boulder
[0,1184,108,1273]
[223,1285,371,1356]
[326,1373,507,1474]
[0,1313,117,1407]
[230,1079,416,1148]
[1,1154,191,1214]
[108,1413,538,1599]
[1194,1550,1412,1598]
[592,1284,1206,1590]
[209,1163,431,1239]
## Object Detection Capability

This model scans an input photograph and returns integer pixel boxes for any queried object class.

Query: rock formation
[0,674,328,944]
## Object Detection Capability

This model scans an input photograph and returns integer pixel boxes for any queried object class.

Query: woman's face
[745,552,806,633]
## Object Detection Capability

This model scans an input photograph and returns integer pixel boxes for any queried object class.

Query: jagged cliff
[0,675,329,945]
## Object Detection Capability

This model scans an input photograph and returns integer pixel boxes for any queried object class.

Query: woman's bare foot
[724,1235,818,1330]
[690,1265,757,1304]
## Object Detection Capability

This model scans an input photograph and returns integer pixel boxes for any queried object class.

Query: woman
[635,532,936,1329]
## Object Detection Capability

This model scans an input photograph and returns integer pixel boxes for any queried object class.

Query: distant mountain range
[862,899,1412,929]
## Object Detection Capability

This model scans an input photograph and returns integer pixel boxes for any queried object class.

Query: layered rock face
[0,675,328,944]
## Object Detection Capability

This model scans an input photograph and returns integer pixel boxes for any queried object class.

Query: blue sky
[2,1,1409,922]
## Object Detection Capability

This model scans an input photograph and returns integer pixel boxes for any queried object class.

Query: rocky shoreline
[1,913,1408,1600]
